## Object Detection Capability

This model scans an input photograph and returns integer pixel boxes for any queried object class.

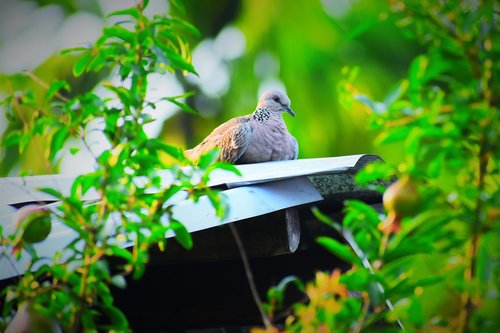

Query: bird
[185,90,298,164]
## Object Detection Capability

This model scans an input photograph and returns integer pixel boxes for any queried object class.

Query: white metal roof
[0,155,375,280]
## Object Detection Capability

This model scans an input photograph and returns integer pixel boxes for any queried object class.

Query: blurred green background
[0,0,422,175]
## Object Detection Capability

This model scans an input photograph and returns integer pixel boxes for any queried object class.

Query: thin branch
[10,89,52,173]
[0,244,21,279]
[462,138,489,332]
[81,133,98,161]
[229,223,273,329]
[23,71,70,103]
[342,229,405,330]
[352,296,370,333]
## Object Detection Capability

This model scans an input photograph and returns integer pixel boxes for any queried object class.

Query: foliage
[0,0,236,331]
[181,0,419,163]
[255,1,499,332]
[0,0,420,172]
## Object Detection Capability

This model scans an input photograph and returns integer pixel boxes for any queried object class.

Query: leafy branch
[253,1,499,332]
[0,1,233,331]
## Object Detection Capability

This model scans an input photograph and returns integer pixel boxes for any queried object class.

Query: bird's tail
[184,148,200,165]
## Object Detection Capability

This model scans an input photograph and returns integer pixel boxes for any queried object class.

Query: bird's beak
[285,106,295,117]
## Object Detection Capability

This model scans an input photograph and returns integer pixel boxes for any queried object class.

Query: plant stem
[352,297,370,333]
[462,140,489,332]
[229,223,273,329]
[9,83,52,173]
[23,71,70,103]
[342,229,405,330]
[70,245,90,332]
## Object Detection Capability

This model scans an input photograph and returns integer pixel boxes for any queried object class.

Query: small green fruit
[16,205,52,244]
[383,176,422,219]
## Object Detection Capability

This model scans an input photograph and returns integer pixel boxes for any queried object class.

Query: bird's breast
[237,120,296,163]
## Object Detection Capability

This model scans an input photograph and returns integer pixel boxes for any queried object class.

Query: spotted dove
[185,90,298,164]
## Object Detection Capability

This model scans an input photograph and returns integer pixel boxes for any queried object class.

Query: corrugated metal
[0,154,379,280]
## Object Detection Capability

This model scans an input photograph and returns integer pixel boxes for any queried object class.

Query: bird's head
[257,90,295,117]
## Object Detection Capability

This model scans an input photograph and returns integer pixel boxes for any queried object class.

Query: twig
[0,244,21,279]
[229,223,273,329]
[462,140,489,332]
[23,71,70,103]
[81,133,98,161]
[353,296,370,333]
[342,229,405,330]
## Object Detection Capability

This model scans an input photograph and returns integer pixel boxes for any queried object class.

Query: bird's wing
[185,116,253,164]
[291,135,299,160]
[218,118,253,163]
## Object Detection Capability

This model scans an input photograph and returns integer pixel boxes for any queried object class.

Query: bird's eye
[273,95,280,102]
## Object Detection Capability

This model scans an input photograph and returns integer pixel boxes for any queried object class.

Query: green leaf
[104,85,133,107]
[424,57,452,82]
[104,26,135,43]
[340,268,370,290]
[347,17,378,41]
[151,45,170,66]
[106,246,133,262]
[376,126,411,145]
[169,0,186,13]
[268,275,305,309]
[383,79,408,107]
[393,210,449,248]
[19,133,31,154]
[162,185,182,201]
[38,187,63,199]
[2,130,21,147]
[426,152,444,178]
[405,127,422,156]
[32,117,52,136]
[383,238,433,263]
[171,17,201,37]
[60,46,89,55]
[170,219,192,250]
[162,95,198,114]
[95,281,113,306]
[51,265,66,279]
[80,308,97,329]
[355,161,396,187]
[143,139,183,160]
[71,173,99,197]
[198,148,219,169]
[211,162,242,176]
[166,91,195,100]
[46,80,70,101]
[317,236,355,264]
[104,109,120,134]
[344,200,381,226]
[103,304,129,329]
[207,190,227,219]
[98,150,111,166]
[69,147,80,155]
[87,54,105,72]
[50,127,69,161]
[355,95,386,114]
[107,8,140,19]
[111,275,127,289]
[312,207,341,231]
[93,260,111,280]
[412,276,444,287]
[408,55,428,102]
[409,298,424,327]
[163,46,197,74]
[366,279,384,307]
[73,54,92,77]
